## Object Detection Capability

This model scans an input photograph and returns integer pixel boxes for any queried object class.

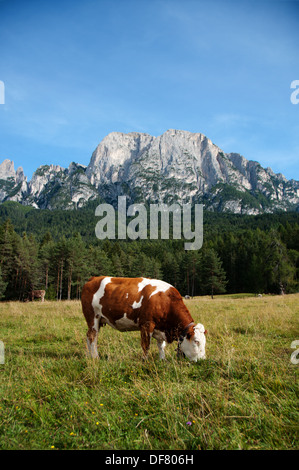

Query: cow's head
[178,323,206,362]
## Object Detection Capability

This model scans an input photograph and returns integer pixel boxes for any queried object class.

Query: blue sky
[0,0,299,180]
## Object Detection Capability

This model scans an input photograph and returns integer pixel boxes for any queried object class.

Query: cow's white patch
[137,278,172,298]
[125,293,129,298]
[92,276,112,317]
[115,313,139,331]
[90,277,116,330]
[132,295,143,309]
[180,323,206,362]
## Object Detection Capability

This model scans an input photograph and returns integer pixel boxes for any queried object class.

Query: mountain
[26,162,99,210]
[0,159,27,204]
[0,129,298,214]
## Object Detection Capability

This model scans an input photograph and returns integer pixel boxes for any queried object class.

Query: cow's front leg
[140,322,155,360]
[152,329,167,360]
[157,340,166,360]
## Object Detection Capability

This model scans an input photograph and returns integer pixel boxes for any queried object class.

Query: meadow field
[0,294,298,450]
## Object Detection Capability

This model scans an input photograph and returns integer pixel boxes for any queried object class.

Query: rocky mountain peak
[0,130,298,213]
[0,159,26,182]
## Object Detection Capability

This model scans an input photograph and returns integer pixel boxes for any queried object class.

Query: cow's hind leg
[86,315,100,359]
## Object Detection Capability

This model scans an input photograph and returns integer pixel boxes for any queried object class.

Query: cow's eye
[194,340,200,346]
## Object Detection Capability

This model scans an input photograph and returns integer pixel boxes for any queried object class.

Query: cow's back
[82,276,190,335]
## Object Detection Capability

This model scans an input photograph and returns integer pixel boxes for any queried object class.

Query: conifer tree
[264,232,296,294]
[162,251,180,288]
[199,248,227,298]
[0,265,7,299]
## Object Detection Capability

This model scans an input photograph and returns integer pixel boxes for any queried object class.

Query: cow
[29,290,46,302]
[81,276,206,362]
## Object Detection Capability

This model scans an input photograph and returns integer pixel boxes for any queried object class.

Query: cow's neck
[166,306,194,343]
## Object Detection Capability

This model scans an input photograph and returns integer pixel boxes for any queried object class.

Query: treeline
[0,206,298,300]
[1,200,299,244]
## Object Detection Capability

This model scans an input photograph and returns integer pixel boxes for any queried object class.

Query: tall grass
[0,294,298,450]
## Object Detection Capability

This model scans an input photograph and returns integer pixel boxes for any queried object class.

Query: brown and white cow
[81,276,206,362]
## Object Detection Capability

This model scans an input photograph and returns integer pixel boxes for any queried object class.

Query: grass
[0,294,298,450]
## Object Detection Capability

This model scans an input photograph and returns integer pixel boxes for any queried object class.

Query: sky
[0,0,299,180]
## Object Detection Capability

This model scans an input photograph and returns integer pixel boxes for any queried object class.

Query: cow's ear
[204,329,207,335]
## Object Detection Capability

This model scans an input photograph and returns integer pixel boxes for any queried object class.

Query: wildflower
[70,432,75,436]
[100,404,104,406]
[96,422,99,425]
[186,421,192,426]
[51,446,55,449]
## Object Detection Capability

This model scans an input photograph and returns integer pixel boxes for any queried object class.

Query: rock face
[0,160,99,210]
[86,129,299,213]
[0,130,298,213]
[0,159,27,203]
[26,163,99,209]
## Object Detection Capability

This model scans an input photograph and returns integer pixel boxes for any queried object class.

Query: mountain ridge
[0,129,298,214]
